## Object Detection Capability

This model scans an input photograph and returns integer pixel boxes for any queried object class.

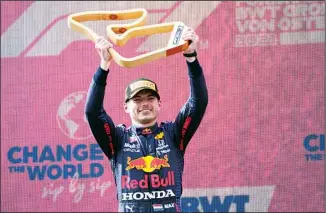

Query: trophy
[68,8,190,68]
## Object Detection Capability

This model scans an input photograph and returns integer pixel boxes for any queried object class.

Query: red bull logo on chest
[125,155,170,173]
[121,171,175,189]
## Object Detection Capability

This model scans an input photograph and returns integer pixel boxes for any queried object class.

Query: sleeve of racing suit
[173,58,208,151]
[85,66,122,160]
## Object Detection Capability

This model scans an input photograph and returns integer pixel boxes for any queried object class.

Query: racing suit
[85,58,208,212]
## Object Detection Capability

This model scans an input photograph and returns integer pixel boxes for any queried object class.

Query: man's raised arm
[173,28,209,151]
[85,37,122,159]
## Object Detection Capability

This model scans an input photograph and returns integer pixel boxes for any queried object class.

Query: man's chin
[138,116,156,124]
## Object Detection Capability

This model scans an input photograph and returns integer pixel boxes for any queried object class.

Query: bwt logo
[181,195,249,212]
[304,134,325,161]
[181,186,275,212]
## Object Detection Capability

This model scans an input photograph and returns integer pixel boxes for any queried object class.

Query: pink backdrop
[1,1,324,212]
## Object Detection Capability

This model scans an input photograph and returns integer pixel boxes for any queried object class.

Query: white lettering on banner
[235,1,325,47]
[122,189,176,201]
[41,172,112,203]
[236,1,322,7]
[181,186,275,212]
[42,183,64,202]
[1,1,220,58]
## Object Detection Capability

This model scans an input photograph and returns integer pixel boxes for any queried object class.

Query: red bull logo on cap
[125,155,170,173]
[129,80,156,91]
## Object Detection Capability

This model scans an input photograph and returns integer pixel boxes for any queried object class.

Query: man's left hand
[182,27,199,54]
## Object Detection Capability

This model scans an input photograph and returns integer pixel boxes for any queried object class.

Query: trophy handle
[107,22,190,68]
[67,8,147,42]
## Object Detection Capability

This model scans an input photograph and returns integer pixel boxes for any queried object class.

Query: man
[85,27,208,212]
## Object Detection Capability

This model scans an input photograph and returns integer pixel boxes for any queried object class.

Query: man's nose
[141,99,149,106]
[141,100,149,106]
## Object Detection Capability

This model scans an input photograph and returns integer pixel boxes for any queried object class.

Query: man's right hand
[95,36,113,71]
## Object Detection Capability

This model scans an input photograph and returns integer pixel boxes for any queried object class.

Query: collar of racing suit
[131,122,159,135]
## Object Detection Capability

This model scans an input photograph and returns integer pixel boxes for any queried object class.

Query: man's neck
[131,120,157,128]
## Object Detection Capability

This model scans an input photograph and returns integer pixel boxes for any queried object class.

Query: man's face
[124,90,161,125]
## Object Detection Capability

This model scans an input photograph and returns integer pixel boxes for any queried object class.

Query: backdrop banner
[1,1,324,212]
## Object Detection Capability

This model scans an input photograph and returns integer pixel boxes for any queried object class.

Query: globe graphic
[56,91,92,140]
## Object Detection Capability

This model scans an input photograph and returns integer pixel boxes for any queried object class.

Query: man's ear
[124,102,128,113]
[158,100,161,110]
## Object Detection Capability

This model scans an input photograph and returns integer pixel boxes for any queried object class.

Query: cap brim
[126,87,160,102]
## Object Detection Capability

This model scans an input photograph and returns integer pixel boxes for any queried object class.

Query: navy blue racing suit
[85,58,208,212]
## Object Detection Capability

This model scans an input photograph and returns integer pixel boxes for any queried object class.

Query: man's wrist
[184,50,197,63]
[183,50,197,57]
[185,56,196,63]
[100,60,111,71]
